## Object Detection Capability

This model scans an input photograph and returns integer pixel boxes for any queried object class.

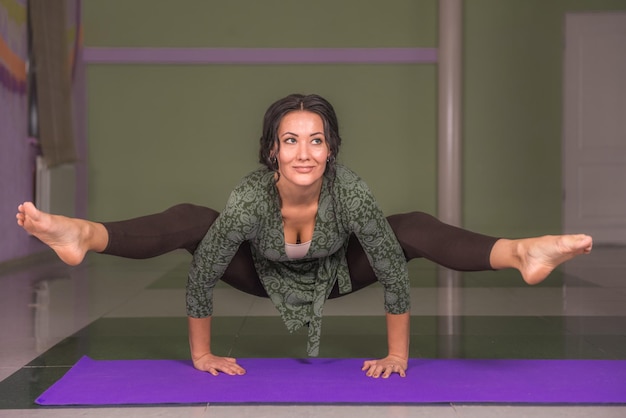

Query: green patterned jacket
[187,165,410,356]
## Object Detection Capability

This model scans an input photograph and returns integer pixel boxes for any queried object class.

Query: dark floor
[1,247,625,417]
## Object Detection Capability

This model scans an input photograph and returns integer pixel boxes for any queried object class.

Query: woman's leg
[102,203,216,257]
[333,211,593,298]
[16,202,213,264]
[388,212,498,271]
[17,201,269,296]
[329,234,376,298]
[104,204,267,296]
[219,241,268,297]
[104,204,268,296]
[332,212,499,298]
[389,212,592,284]
[390,212,593,284]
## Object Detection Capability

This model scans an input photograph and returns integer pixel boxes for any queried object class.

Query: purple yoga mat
[36,356,626,405]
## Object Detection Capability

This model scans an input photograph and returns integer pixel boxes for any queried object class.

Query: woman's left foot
[518,234,593,285]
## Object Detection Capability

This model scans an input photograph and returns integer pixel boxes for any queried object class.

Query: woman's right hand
[192,353,246,376]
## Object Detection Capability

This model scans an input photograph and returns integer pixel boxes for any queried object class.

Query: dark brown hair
[258,94,341,179]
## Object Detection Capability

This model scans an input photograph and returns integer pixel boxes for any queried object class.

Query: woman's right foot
[16,202,103,266]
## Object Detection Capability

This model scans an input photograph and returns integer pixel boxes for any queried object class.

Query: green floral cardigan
[187,165,410,356]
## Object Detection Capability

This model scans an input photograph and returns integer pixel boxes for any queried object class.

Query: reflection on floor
[0,246,625,417]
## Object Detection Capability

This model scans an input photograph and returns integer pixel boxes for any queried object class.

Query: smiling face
[274,110,330,190]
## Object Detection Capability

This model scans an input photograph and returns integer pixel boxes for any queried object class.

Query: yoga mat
[36,356,626,405]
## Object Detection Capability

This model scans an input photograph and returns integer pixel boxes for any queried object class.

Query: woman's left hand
[362,355,408,378]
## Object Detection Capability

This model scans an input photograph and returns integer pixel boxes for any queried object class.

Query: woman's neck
[275,177,323,207]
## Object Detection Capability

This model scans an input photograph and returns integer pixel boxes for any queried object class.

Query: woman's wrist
[188,316,212,361]
[191,351,212,362]
[386,312,410,360]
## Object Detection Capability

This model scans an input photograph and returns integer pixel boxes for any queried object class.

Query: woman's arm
[185,174,265,374]
[337,168,411,376]
[188,316,245,376]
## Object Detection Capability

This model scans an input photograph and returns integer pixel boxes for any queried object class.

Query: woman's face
[274,110,330,190]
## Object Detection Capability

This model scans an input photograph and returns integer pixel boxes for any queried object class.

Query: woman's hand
[362,355,408,378]
[192,353,246,376]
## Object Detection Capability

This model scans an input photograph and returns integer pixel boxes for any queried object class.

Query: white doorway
[562,12,626,245]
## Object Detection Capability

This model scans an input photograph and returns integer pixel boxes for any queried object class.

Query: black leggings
[102,204,499,299]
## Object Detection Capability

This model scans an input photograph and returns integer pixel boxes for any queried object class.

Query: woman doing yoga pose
[17,94,592,378]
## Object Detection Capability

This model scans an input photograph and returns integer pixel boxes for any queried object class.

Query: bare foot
[517,234,593,285]
[16,202,104,266]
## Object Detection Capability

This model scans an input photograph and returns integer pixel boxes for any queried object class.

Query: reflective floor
[0,246,625,417]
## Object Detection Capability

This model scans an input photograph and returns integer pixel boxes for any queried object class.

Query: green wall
[86,64,437,219]
[83,0,437,48]
[83,0,438,222]
[83,0,626,240]
[463,0,626,237]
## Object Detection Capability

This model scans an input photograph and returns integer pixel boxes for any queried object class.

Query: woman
[16,94,592,379]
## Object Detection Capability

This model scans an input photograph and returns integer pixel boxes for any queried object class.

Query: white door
[563,12,626,245]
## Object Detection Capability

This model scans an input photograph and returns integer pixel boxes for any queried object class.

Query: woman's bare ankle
[489,239,520,271]
[80,220,109,254]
